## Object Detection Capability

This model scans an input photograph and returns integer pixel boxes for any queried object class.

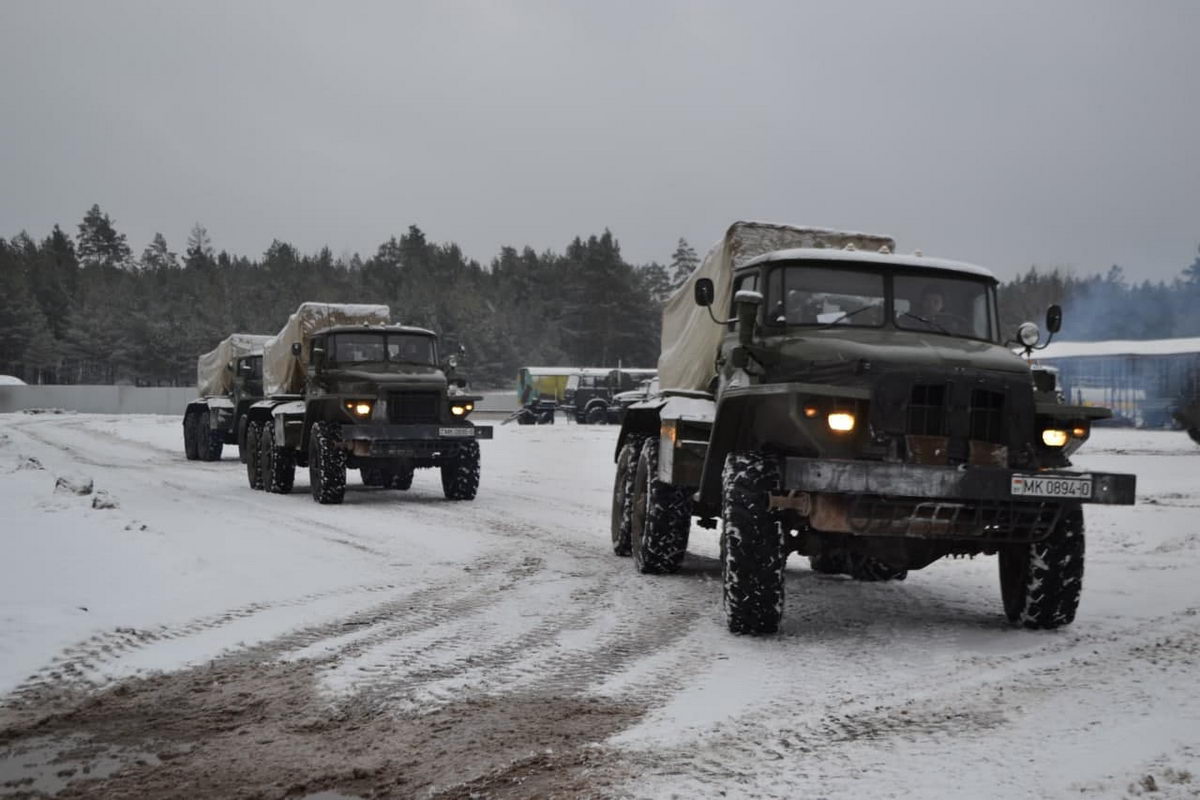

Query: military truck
[611,222,1136,635]
[563,368,657,424]
[183,333,272,462]
[243,302,492,504]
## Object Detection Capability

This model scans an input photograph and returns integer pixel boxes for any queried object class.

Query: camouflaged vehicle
[611,222,1136,635]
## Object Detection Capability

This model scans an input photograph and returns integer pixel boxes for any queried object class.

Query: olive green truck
[612,222,1136,635]
[243,302,492,504]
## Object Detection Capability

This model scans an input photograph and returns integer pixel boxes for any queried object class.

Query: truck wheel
[259,425,295,494]
[388,465,415,490]
[309,422,346,504]
[1189,428,1200,445]
[609,434,646,556]
[237,416,250,464]
[197,410,224,461]
[245,421,264,490]
[721,451,786,635]
[183,413,199,461]
[441,441,480,500]
[630,439,691,574]
[586,405,608,425]
[999,505,1084,630]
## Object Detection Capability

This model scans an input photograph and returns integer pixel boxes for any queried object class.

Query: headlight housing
[450,401,475,417]
[345,400,374,418]
[1041,428,1069,447]
[827,412,856,433]
[1017,322,1041,348]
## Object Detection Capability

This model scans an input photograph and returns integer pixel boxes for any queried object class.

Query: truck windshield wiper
[817,305,876,329]
[899,311,952,336]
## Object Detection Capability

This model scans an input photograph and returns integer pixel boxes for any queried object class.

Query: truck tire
[1189,428,1200,445]
[245,421,264,490]
[609,434,646,556]
[237,416,250,464]
[721,451,786,635]
[441,441,480,501]
[388,465,415,490]
[309,422,346,504]
[197,410,224,461]
[183,413,199,461]
[259,424,295,494]
[630,439,691,574]
[586,405,608,425]
[999,505,1084,630]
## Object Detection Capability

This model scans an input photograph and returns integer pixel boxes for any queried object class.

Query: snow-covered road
[0,413,1197,799]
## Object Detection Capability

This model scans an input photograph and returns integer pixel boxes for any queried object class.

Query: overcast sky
[2,0,1198,281]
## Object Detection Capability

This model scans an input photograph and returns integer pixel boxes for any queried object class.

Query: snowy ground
[0,413,1197,799]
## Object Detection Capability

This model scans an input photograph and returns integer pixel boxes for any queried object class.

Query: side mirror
[1046,304,1062,334]
[694,278,714,307]
[290,342,302,357]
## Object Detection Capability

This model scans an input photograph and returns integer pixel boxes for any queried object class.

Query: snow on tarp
[657,222,896,392]
[263,302,391,396]
[1035,337,1200,360]
[196,334,273,397]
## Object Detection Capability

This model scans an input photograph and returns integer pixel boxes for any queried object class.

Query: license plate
[1010,474,1092,499]
[439,427,474,438]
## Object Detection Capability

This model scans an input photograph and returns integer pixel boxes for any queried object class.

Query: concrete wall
[0,386,197,415]
[0,386,519,416]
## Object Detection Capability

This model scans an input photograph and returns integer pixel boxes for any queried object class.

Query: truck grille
[908,384,948,436]
[387,392,441,424]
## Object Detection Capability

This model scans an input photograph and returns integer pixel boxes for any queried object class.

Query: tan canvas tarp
[263,302,391,396]
[657,222,896,392]
[196,333,273,397]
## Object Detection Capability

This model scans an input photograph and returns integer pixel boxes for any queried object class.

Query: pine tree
[669,238,699,288]
[76,204,131,269]
[185,224,214,269]
[141,233,179,271]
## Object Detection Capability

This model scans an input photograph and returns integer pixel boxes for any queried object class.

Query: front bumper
[339,423,493,458]
[777,457,1136,541]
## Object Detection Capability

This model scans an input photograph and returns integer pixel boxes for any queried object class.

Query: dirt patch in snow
[0,657,641,799]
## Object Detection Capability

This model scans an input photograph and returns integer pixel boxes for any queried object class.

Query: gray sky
[2,0,1198,281]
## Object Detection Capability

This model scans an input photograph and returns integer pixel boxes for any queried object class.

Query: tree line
[2,206,1199,388]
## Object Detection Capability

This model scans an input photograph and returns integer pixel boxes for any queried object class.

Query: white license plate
[1010,474,1092,499]
[439,427,474,438]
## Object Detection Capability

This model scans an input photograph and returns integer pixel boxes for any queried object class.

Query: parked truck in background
[563,368,657,424]
[183,333,272,462]
[611,221,1136,635]
[243,303,492,504]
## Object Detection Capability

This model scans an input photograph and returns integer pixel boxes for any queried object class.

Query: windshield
[767,266,886,328]
[764,263,997,341]
[329,333,437,366]
[240,357,262,379]
[894,274,995,340]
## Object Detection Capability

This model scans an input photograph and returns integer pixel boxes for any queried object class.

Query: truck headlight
[827,412,856,432]
[450,402,474,417]
[346,400,374,417]
[1041,429,1069,447]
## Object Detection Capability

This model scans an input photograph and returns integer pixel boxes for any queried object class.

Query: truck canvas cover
[657,222,896,392]
[196,333,273,397]
[263,302,391,396]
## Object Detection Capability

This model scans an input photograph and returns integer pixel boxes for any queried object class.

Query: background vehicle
[183,333,272,462]
[562,368,656,424]
[611,377,659,421]
[1175,396,1200,445]
[243,302,492,503]
[612,221,1136,635]
[512,366,575,424]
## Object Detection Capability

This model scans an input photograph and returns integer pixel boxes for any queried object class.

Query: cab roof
[315,324,438,338]
[739,247,997,280]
